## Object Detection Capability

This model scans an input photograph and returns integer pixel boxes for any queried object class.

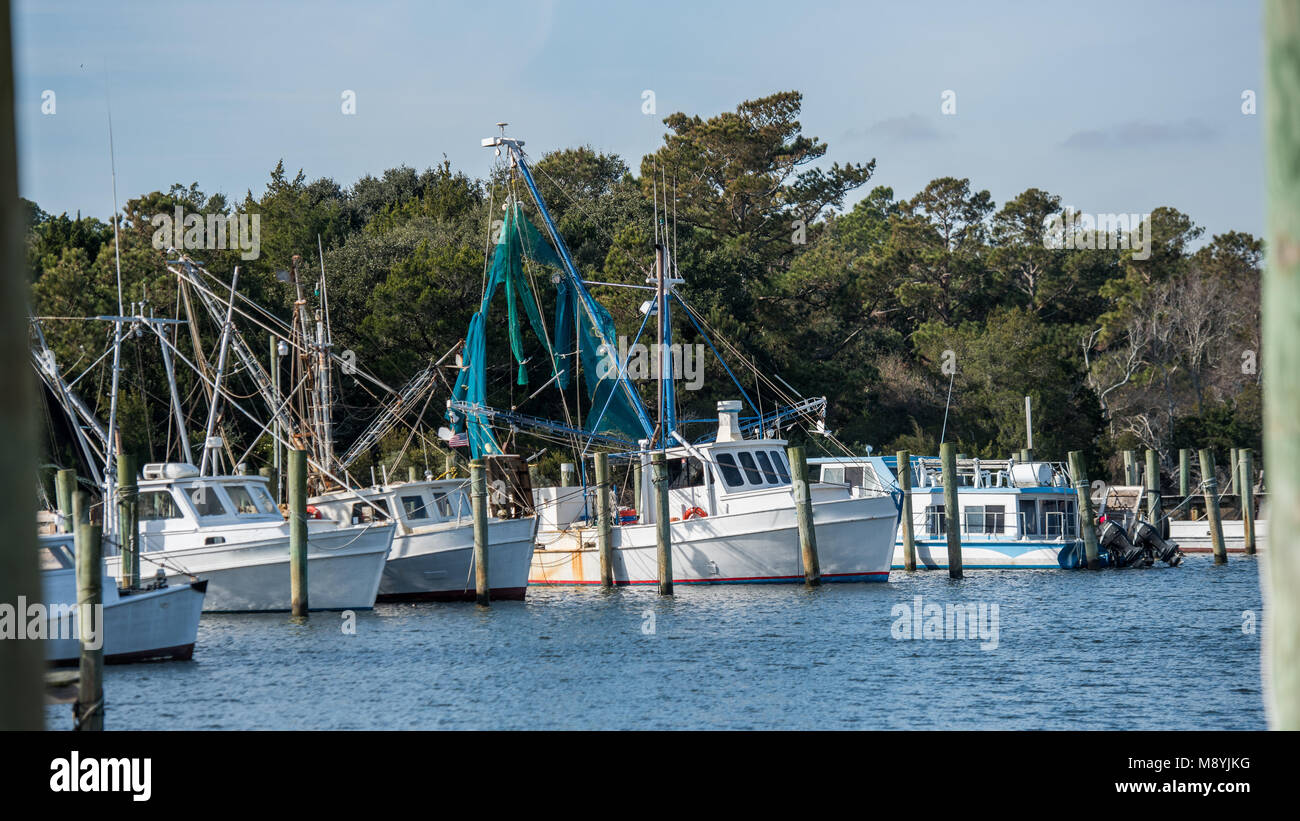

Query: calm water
[46,553,1266,730]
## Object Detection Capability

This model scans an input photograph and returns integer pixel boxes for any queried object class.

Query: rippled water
[45,553,1266,730]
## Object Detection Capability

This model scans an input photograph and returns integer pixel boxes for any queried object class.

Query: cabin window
[964,505,1005,534]
[1018,500,1038,535]
[247,484,279,514]
[225,485,262,516]
[820,466,844,483]
[1042,499,1077,536]
[737,451,763,485]
[187,486,228,518]
[138,491,184,521]
[924,504,946,535]
[667,456,705,489]
[351,499,390,524]
[401,494,428,520]
[715,453,744,488]
[769,451,790,484]
[754,451,782,485]
[845,466,865,487]
[431,492,455,518]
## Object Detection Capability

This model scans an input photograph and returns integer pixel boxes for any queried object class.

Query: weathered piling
[56,468,76,533]
[897,449,916,571]
[1179,448,1192,514]
[1241,448,1257,556]
[789,446,821,586]
[652,452,672,595]
[594,452,614,589]
[1198,449,1227,564]
[1068,451,1102,570]
[470,459,489,605]
[1123,450,1139,485]
[288,448,308,616]
[116,452,138,590]
[1145,449,1162,523]
[561,462,576,488]
[408,466,418,483]
[1265,1,1300,727]
[1230,447,1241,498]
[73,492,103,732]
[941,443,963,578]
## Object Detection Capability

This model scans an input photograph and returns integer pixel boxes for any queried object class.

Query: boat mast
[199,266,240,475]
[316,235,335,476]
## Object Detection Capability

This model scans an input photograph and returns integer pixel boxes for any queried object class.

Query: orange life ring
[683,506,708,519]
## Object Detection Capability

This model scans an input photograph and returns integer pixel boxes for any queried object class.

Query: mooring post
[561,462,576,488]
[73,492,103,731]
[789,446,821,586]
[1198,448,1227,564]
[55,468,76,533]
[1179,448,1192,518]
[288,448,308,616]
[116,452,138,590]
[897,450,915,571]
[1145,449,1162,523]
[652,452,672,595]
[408,466,417,483]
[1068,451,1102,570]
[1230,447,1241,500]
[444,452,455,479]
[470,459,490,605]
[1122,450,1137,485]
[594,452,614,589]
[1241,448,1257,556]
[941,443,963,578]
[1266,0,1300,728]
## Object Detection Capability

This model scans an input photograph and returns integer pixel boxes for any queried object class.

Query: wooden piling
[1241,448,1257,555]
[288,448,308,616]
[941,443,963,578]
[1199,448,1227,564]
[408,466,418,483]
[56,468,76,533]
[594,452,614,589]
[1145,449,1162,523]
[897,450,915,571]
[1265,0,1300,728]
[73,493,103,732]
[1123,450,1139,485]
[470,459,489,605]
[561,462,576,487]
[1068,451,1102,570]
[652,452,672,595]
[1179,448,1191,517]
[116,452,138,590]
[1230,447,1240,498]
[789,446,821,586]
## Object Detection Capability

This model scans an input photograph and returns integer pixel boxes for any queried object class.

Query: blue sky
[13,0,1264,240]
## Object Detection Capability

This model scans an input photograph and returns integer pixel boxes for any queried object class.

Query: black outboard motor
[1132,520,1184,567]
[1099,520,1148,568]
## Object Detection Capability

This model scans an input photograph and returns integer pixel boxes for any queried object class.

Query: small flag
[448,432,469,448]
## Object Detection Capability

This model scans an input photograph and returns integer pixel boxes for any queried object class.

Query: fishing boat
[38,532,207,664]
[449,128,899,587]
[308,476,535,601]
[813,454,1088,569]
[108,463,392,612]
[532,402,899,585]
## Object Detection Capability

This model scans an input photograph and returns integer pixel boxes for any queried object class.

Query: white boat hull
[1169,519,1268,552]
[892,540,1076,569]
[378,517,536,601]
[107,525,393,612]
[39,557,207,664]
[532,494,897,585]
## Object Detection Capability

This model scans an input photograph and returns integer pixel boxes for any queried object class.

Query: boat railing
[909,509,1081,540]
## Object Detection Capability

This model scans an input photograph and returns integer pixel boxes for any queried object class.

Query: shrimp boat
[110,464,392,612]
[38,532,207,664]
[309,477,535,601]
[448,128,899,587]
[812,454,1088,569]
[532,402,899,585]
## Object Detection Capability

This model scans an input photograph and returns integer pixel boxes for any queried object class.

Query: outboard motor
[1131,520,1184,567]
[1099,520,1148,568]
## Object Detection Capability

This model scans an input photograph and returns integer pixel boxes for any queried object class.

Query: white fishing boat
[813,454,1088,569]
[110,463,393,612]
[531,402,899,585]
[38,533,207,664]
[309,478,535,601]
[1169,514,1269,552]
